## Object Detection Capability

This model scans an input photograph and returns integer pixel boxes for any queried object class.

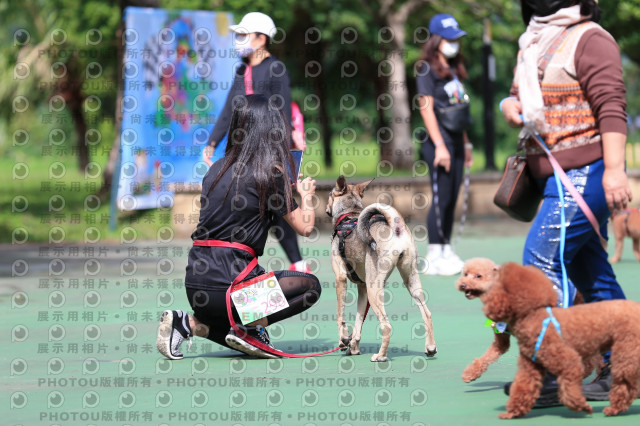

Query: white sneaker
[157,310,190,360]
[440,245,464,276]
[434,256,463,276]
[225,325,281,359]
[421,254,442,275]
[420,244,443,275]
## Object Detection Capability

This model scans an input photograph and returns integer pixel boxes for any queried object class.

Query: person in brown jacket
[500,0,632,405]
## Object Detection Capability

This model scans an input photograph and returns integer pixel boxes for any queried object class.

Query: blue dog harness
[532,307,562,362]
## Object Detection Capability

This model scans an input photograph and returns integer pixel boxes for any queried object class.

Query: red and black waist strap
[192,239,343,358]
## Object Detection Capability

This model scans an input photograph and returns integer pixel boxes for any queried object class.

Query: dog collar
[532,307,562,362]
[484,318,509,334]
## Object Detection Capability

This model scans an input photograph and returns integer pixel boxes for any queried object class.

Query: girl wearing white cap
[203,12,310,273]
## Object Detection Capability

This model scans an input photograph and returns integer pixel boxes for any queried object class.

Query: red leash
[194,239,367,358]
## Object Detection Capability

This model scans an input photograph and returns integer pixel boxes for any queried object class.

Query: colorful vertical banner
[117,7,236,210]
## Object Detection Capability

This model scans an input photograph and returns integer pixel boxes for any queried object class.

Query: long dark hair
[521,0,601,26]
[209,94,294,220]
[418,33,467,80]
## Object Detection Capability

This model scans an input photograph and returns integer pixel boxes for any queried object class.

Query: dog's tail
[358,203,405,251]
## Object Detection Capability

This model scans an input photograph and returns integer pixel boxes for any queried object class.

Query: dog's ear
[354,178,374,198]
[501,263,557,309]
[334,175,347,196]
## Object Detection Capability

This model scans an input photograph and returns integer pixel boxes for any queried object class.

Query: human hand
[202,145,214,167]
[501,98,523,128]
[434,144,451,172]
[602,167,632,211]
[296,176,316,199]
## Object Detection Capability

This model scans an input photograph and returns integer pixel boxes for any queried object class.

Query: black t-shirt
[185,159,298,289]
[416,62,467,150]
[208,56,292,146]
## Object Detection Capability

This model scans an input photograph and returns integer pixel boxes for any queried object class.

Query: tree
[357,0,432,169]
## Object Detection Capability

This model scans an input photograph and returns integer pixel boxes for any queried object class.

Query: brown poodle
[456,258,599,384]
[456,258,509,383]
[610,208,640,263]
[481,262,640,419]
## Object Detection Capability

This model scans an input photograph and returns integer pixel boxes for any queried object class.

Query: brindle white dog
[325,175,437,361]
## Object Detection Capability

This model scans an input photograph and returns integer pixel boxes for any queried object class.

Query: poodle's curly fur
[481,262,640,419]
[456,258,600,384]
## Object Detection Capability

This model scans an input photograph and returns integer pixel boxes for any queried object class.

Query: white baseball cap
[229,12,276,38]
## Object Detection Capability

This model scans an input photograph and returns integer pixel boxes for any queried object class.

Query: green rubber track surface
[3,223,640,425]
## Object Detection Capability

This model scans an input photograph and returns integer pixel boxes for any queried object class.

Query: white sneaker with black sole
[157,310,190,360]
[225,325,281,359]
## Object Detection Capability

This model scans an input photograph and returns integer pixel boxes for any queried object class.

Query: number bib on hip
[230,272,289,325]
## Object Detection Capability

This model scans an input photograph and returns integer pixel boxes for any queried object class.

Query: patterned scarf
[515,5,584,133]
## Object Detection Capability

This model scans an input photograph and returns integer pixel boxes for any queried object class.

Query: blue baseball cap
[429,14,466,40]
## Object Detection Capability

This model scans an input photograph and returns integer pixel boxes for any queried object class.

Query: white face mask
[234,34,254,57]
[440,40,460,59]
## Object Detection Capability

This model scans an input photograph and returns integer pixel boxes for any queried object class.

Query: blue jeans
[523,159,625,306]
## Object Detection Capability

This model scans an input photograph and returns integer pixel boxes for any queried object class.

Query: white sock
[294,260,307,270]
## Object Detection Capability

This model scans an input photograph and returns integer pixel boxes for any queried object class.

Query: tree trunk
[384,15,414,170]
[98,23,124,199]
[60,57,89,171]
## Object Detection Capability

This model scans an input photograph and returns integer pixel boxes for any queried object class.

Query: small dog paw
[425,347,437,357]
[370,354,387,362]
[603,406,619,416]
[462,373,478,383]
[498,412,517,419]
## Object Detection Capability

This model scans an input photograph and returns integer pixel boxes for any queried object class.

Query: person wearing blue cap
[416,14,472,276]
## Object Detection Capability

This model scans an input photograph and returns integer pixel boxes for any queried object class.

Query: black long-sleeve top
[208,55,291,147]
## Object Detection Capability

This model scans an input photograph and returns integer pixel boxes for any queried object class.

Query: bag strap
[243,64,254,95]
[539,23,584,74]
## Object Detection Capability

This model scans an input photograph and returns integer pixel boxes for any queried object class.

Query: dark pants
[186,270,321,347]
[421,140,464,244]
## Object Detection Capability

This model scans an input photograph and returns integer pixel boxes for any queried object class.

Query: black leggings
[186,270,321,348]
[421,141,464,244]
[273,215,302,263]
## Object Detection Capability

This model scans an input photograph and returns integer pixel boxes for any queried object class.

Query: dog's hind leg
[632,238,640,262]
[346,284,368,356]
[604,340,640,416]
[366,277,392,362]
[332,255,351,350]
[398,255,437,357]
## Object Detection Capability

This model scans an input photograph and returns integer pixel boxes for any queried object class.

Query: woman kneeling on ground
[157,94,320,359]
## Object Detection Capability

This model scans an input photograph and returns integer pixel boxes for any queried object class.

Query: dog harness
[193,239,344,358]
[532,307,562,362]
[332,212,386,285]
